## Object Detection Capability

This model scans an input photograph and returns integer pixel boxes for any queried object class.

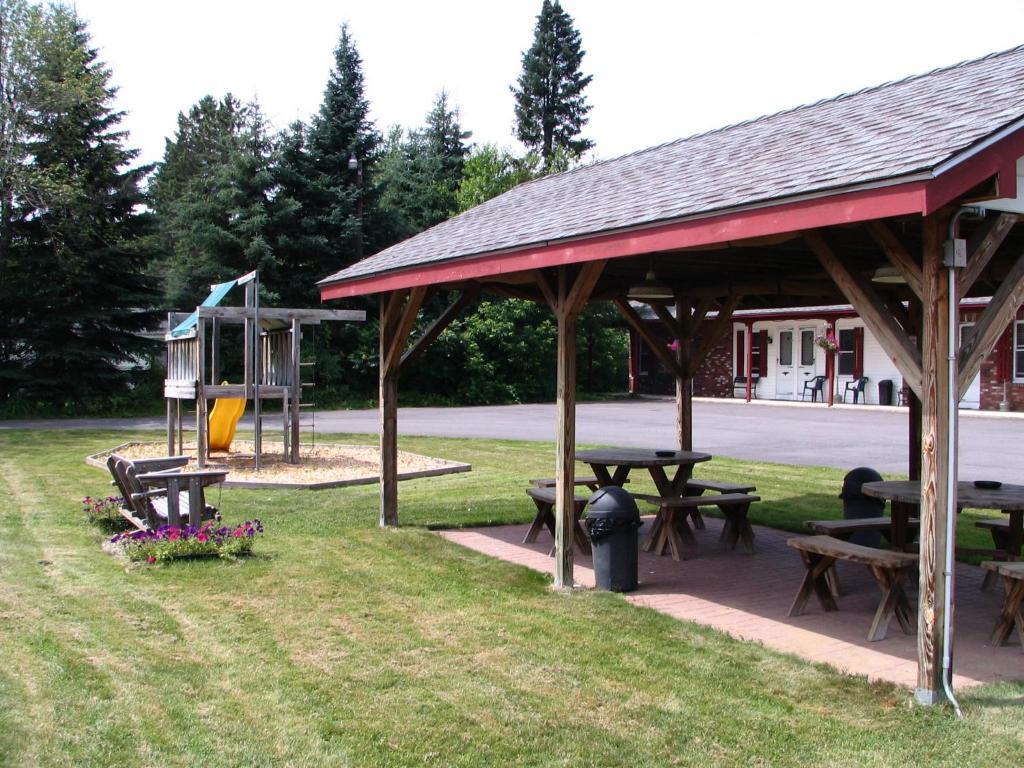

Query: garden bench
[683,479,757,529]
[787,535,918,641]
[634,492,760,560]
[523,487,591,556]
[107,453,224,530]
[981,561,1024,648]
[803,517,917,596]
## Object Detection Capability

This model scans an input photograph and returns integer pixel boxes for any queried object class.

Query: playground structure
[164,271,364,469]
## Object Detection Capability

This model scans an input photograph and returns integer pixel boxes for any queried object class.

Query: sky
[70,0,1024,169]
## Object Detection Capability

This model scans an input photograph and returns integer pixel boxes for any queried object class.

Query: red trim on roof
[923,128,1024,214]
[321,181,927,300]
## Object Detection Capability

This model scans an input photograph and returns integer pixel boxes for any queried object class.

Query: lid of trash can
[585,486,640,519]
[839,466,884,499]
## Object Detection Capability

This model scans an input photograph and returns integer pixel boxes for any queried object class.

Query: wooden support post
[916,212,955,705]
[553,262,605,589]
[196,317,207,468]
[377,288,427,527]
[745,321,754,402]
[290,318,301,464]
[166,398,175,455]
[826,320,836,407]
[211,317,221,383]
[675,296,692,451]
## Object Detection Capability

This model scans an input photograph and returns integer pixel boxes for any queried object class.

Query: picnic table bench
[787,535,918,641]
[634,492,760,560]
[684,479,757,529]
[980,561,1024,648]
[523,487,591,556]
[529,476,602,492]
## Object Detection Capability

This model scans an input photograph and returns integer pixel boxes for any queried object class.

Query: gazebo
[319,46,1024,705]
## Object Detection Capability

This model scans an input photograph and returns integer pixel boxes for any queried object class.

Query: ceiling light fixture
[627,259,674,301]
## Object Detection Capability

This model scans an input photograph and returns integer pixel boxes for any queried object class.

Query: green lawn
[0,429,1020,767]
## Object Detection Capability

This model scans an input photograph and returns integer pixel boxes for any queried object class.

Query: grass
[0,428,1021,767]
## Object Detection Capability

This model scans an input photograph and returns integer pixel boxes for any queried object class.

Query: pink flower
[197,533,207,542]
[168,529,180,541]
[146,556,156,564]
[233,529,243,538]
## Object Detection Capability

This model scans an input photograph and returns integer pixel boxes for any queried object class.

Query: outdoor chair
[106,453,224,530]
[801,375,828,402]
[843,376,868,403]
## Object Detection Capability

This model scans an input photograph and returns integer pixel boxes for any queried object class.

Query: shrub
[110,520,263,563]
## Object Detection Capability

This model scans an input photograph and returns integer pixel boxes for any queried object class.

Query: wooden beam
[957,213,1017,301]
[806,230,923,397]
[864,220,924,300]
[612,299,685,379]
[533,270,558,312]
[651,302,684,340]
[916,212,955,705]
[687,296,742,376]
[382,287,427,379]
[378,291,405,528]
[565,261,607,316]
[673,296,692,451]
[958,249,1024,392]
[401,286,479,368]
[197,306,366,322]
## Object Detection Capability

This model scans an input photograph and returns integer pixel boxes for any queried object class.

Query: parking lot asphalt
[4,397,1021,483]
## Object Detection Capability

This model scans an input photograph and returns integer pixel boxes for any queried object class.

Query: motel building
[628,300,1024,410]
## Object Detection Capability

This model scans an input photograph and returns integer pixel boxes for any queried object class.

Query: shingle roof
[321,45,1024,288]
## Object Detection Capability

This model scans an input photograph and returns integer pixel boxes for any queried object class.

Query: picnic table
[576,448,712,558]
[861,480,1024,558]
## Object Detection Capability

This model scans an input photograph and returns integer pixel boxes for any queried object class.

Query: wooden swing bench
[106,454,226,530]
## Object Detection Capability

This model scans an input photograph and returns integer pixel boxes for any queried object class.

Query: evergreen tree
[2,6,157,407]
[150,95,276,309]
[304,23,380,272]
[511,0,593,169]
[377,92,471,240]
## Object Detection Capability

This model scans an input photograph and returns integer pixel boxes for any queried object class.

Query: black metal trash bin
[878,379,894,406]
[584,486,642,592]
[839,466,885,547]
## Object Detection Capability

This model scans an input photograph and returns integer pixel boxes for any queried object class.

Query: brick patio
[438,516,1023,689]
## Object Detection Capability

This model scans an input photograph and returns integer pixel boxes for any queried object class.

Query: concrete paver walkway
[440,516,1022,689]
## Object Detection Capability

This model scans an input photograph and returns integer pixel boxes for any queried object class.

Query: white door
[776,329,795,398]
[959,323,981,409]
[797,327,818,396]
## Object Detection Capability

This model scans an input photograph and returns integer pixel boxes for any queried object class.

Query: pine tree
[304,23,380,271]
[3,7,158,408]
[151,95,276,309]
[511,0,593,169]
[377,92,471,240]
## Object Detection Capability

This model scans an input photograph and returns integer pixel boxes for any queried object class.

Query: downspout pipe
[939,206,984,716]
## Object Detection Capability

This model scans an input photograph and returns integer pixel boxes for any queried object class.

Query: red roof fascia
[321,181,927,301]
[923,127,1024,214]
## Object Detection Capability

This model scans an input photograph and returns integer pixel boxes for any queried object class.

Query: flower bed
[110,520,263,563]
[82,495,131,531]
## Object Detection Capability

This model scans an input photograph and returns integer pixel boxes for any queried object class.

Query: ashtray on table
[973,480,1002,490]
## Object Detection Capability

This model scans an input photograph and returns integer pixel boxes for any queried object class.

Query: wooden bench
[787,535,918,641]
[107,453,224,530]
[529,476,605,492]
[980,561,1024,649]
[634,492,760,560]
[523,487,591,556]
[804,517,919,596]
[684,479,757,529]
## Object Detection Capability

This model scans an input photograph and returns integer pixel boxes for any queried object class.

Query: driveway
[5,398,1021,482]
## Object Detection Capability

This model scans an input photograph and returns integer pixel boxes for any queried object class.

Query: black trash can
[839,467,886,547]
[878,379,894,406]
[584,486,642,592]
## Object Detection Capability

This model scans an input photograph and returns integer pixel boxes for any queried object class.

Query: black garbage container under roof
[878,379,894,406]
[840,467,886,547]
[585,486,642,592]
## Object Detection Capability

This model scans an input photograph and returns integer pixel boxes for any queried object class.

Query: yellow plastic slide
[208,394,246,452]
